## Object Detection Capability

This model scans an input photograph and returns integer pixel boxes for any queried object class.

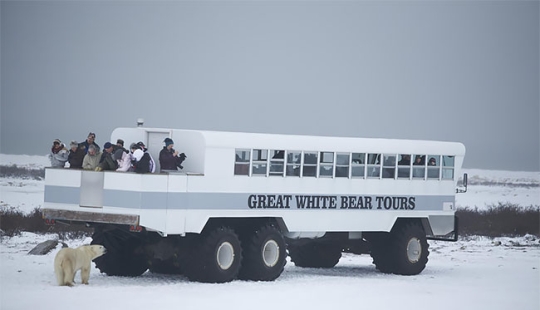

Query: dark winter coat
[99,151,118,171]
[133,153,151,174]
[68,145,86,169]
[79,140,99,154]
[159,147,185,171]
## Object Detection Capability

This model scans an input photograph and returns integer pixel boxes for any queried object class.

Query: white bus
[43,126,467,283]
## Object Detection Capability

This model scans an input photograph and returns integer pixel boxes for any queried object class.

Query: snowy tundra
[0,154,539,310]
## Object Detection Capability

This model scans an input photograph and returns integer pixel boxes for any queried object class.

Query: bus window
[427,155,440,179]
[351,153,365,178]
[252,149,268,176]
[412,154,425,179]
[367,153,381,178]
[335,153,350,178]
[234,149,250,176]
[269,150,285,176]
[286,151,301,177]
[398,154,411,179]
[442,155,455,180]
[303,152,317,177]
[382,155,396,179]
[319,152,334,178]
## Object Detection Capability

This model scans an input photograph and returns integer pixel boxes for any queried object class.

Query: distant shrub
[0,165,45,180]
[1,204,538,240]
[457,203,539,237]
[0,206,91,239]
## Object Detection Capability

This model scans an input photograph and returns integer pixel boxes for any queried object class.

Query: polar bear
[54,244,106,286]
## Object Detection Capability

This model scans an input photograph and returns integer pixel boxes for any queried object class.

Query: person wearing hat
[96,142,117,171]
[49,139,69,168]
[136,141,156,173]
[67,140,86,169]
[159,138,186,172]
[114,148,132,172]
[79,132,99,154]
[113,139,127,154]
[82,144,102,170]
[132,149,151,173]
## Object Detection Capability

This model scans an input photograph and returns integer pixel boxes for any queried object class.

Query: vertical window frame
[251,149,269,177]
[367,153,381,179]
[335,152,350,178]
[319,151,334,178]
[397,154,412,179]
[427,154,441,180]
[382,154,397,179]
[286,150,302,177]
[412,154,426,180]
[351,152,366,179]
[234,148,251,176]
[269,149,285,177]
[442,155,455,180]
[302,151,318,178]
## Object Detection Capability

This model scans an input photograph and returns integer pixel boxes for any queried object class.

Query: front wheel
[368,222,429,275]
[390,222,429,275]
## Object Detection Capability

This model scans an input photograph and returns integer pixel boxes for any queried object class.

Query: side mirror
[457,173,468,193]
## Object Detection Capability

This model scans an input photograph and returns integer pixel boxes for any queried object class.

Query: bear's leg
[81,266,90,284]
[63,261,75,286]
[55,266,65,286]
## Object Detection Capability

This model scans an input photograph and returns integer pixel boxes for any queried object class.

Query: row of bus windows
[234,149,455,180]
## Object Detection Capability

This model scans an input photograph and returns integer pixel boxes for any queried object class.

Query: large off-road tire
[91,227,149,277]
[390,222,429,275]
[368,222,429,275]
[182,226,242,283]
[288,243,342,268]
[367,233,395,273]
[238,224,287,281]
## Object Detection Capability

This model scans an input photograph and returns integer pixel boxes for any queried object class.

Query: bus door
[147,131,170,173]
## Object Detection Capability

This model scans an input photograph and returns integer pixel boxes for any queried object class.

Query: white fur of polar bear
[54,245,106,286]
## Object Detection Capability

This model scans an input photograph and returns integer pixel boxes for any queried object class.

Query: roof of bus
[114,127,466,155]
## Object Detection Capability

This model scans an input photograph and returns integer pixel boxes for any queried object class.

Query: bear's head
[85,244,107,260]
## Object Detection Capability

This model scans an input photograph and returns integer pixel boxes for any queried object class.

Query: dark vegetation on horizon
[0,165,538,238]
[0,204,538,239]
[0,165,45,180]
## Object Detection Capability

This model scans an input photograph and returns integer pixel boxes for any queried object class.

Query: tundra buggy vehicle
[43,126,467,283]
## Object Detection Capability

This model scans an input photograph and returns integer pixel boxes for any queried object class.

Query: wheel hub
[406,237,422,263]
[217,242,235,270]
[262,240,280,267]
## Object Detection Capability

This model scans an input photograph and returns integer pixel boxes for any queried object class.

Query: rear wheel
[91,227,149,277]
[367,233,394,273]
[182,226,242,283]
[288,243,342,268]
[238,224,287,281]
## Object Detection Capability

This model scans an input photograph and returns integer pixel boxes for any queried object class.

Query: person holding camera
[159,138,187,172]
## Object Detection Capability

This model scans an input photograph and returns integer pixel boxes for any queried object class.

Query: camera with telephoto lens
[173,149,186,169]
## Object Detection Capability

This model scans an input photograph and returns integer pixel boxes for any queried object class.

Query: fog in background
[1,1,538,171]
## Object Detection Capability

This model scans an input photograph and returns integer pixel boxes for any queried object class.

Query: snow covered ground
[1,154,539,310]
[1,232,538,310]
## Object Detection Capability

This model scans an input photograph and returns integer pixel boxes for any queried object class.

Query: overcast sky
[1,1,538,171]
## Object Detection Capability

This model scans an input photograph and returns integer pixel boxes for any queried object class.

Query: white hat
[133,149,144,161]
